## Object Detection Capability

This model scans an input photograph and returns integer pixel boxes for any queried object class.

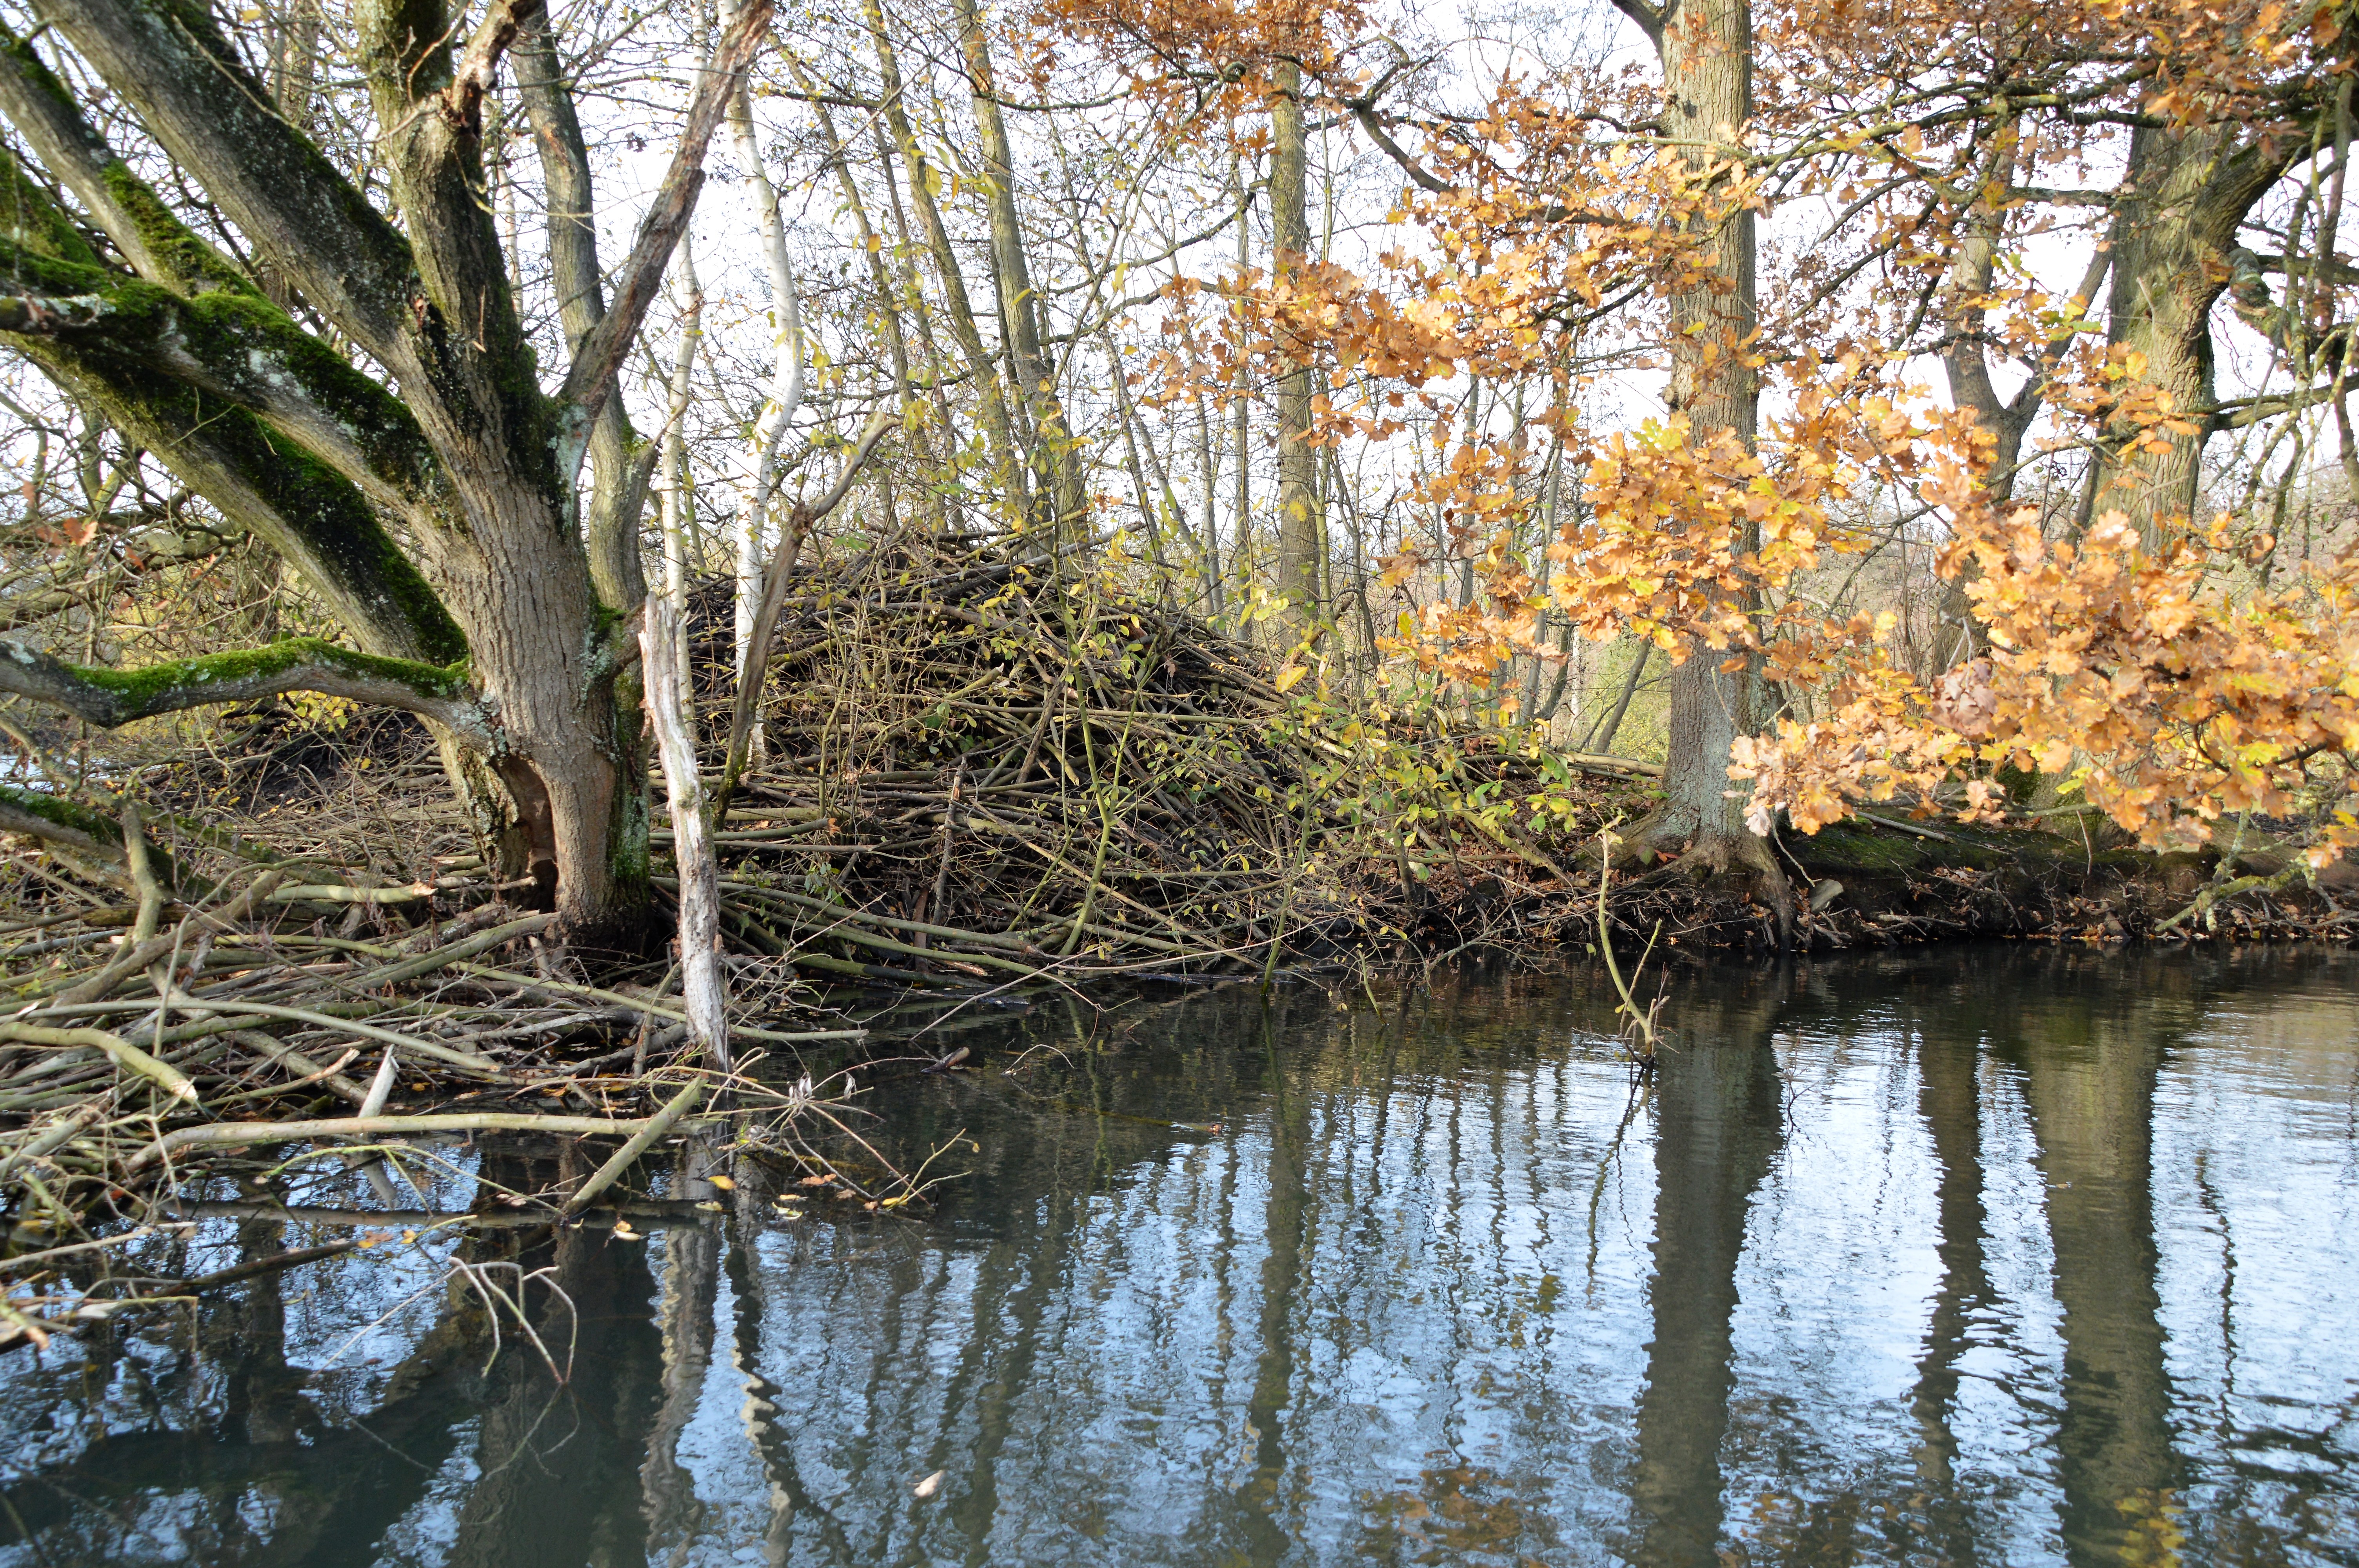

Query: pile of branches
[0,540,1641,1302]
[0,805,870,1346]
[673,542,1427,985]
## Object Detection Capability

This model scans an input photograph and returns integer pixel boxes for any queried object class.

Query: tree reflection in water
[1,947,2355,1567]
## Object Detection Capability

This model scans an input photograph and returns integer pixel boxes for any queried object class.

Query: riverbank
[0,557,2350,1275]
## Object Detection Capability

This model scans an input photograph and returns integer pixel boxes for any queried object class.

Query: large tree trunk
[0,0,763,938]
[2094,125,2291,544]
[1620,0,1783,909]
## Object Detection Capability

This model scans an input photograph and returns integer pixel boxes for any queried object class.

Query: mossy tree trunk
[0,0,769,938]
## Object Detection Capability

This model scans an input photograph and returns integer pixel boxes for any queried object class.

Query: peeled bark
[640,595,730,1073]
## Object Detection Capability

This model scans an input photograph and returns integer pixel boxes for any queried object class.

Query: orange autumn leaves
[1733,506,2359,866]
[1380,360,2359,870]
[1040,0,2359,866]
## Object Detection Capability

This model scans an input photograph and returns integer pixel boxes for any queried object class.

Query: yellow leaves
[1273,664,1309,695]
[1740,494,2359,868]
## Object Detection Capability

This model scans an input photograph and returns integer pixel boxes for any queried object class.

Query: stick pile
[674,544,1403,984]
[0,539,1628,1309]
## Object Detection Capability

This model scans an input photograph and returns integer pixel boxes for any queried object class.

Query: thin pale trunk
[871,123,965,506]
[267,0,318,128]
[724,55,803,760]
[863,0,1021,516]
[952,0,1083,542]
[1271,59,1321,639]
[1192,389,1224,612]
[1232,158,1252,615]
[660,239,702,711]
[1103,330,1177,593]
[1583,641,1652,755]
[787,52,947,535]
[643,593,730,1073]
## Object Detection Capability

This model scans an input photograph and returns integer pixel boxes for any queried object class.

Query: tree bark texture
[2097,124,2293,544]
[641,595,731,1073]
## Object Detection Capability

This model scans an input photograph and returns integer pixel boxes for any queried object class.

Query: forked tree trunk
[2094,123,2292,544]
[0,0,767,941]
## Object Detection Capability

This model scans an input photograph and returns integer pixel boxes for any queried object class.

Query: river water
[2,946,2355,1566]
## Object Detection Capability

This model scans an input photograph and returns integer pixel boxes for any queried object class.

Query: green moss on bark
[0,783,123,844]
[96,161,255,295]
[0,247,467,666]
[35,636,470,726]
[0,147,99,267]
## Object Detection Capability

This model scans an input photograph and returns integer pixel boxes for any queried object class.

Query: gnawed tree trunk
[0,0,769,939]
[641,595,729,1073]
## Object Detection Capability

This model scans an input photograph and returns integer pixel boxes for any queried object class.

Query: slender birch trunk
[722,38,805,757]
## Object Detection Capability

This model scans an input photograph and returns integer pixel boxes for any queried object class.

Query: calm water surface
[2,946,2355,1566]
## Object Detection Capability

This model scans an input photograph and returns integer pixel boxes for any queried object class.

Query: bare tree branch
[445,0,546,134]
[556,0,773,438]
[0,637,480,734]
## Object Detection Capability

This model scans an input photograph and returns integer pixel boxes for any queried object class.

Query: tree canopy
[1,0,2353,930]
